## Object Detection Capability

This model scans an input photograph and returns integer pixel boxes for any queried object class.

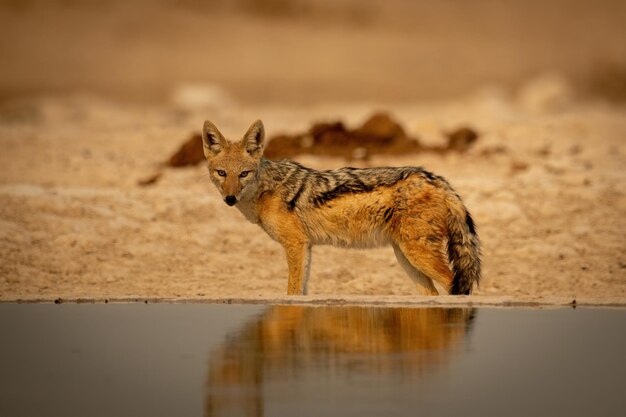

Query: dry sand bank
[0,79,625,302]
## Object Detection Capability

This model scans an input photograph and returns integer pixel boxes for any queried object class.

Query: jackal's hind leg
[392,244,439,295]
[397,239,453,294]
[302,245,312,295]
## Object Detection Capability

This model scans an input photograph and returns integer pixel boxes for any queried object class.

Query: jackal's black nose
[224,195,237,206]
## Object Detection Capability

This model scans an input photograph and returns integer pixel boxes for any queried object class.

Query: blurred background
[1,0,625,105]
[1,0,625,302]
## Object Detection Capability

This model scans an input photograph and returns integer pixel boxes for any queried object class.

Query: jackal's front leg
[283,241,312,295]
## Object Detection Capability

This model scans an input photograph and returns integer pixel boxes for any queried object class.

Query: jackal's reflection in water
[204,306,475,417]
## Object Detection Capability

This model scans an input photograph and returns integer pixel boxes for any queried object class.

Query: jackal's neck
[257,158,303,192]
[234,158,294,224]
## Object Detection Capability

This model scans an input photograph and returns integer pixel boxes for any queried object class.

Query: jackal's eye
[217,170,227,177]
[239,171,250,178]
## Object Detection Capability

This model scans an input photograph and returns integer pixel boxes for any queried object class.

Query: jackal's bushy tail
[446,204,481,295]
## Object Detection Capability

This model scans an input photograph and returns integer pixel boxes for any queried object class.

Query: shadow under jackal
[202,120,481,295]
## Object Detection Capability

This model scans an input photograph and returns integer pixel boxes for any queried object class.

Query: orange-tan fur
[202,120,481,295]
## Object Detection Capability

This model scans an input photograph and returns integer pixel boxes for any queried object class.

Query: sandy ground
[0,76,624,302]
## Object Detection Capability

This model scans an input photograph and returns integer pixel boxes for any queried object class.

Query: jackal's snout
[224,195,238,206]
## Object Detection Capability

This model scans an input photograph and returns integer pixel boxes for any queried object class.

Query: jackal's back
[261,159,452,211]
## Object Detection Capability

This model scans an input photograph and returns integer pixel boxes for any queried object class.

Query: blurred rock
[445,127,478,152]
[309,121,351,147]
[510,160,529,175]
[263,112,480,159]
[518,74,573,113]
[137,172,162,187]
[582,62,626,103]
[167,133,204,167]
[156,112,479,185]
[355,112,405,143]
[479,145,508,157]
[171,83,235,111]
[264,112,422,159]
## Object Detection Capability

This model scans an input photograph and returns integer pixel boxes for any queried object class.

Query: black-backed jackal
[202,120,481,295]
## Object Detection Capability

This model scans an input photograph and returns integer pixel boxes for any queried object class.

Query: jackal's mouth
[224,195,237,206]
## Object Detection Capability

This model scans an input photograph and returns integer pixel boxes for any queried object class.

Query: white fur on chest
[235,199,260,224]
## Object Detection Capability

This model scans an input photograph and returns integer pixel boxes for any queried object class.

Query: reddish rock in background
[263,112,424,160]
[167,133,205,167]
[162,112,479,173]
[264,112,477,160]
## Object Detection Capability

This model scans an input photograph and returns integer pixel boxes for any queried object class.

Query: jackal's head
[201,119,265,206]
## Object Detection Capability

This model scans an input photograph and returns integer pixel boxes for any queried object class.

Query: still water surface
[0,304,624,417]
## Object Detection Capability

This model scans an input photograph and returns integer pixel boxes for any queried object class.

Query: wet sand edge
[2,295,625,308]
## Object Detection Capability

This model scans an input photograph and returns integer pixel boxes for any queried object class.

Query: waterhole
[0,304,623,416]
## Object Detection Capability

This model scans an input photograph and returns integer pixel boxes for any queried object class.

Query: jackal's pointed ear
[242,120,265,156]
[202,120,226,157]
